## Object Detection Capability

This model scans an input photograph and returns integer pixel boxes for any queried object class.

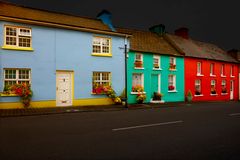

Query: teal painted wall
[127,51,185,104]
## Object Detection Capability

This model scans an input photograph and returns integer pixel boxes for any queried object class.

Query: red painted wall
[185,57,239,101]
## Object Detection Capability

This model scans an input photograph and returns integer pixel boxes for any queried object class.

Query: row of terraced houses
[0,2,239,109]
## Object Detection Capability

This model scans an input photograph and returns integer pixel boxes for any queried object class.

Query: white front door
[56,72,73,106]
[230,80,234,100]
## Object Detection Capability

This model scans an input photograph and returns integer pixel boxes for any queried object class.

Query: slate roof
[0,1,127,36]
[166,33,238,63]
[117,28,182,56]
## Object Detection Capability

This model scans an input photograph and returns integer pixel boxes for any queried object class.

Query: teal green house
[119,25,185,104]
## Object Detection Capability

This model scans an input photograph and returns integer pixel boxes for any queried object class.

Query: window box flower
[134,60,143,68]
[211,88,217,94]
[168,85,175,91]
[153,64,159,68]
[132,85,144,92]
[195,90,201,95]
[169,64,176,70]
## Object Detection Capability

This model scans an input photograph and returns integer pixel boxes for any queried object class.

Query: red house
[166,28,239,101]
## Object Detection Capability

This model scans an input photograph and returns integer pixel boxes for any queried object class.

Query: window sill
[221,93,228,95]
[91,92,106,95]
[210,74,216,77]
[0,93,18,97]
[169,69,177,71]
[197,74,204,77]
[194,94,203,97]
[91,53,112,57]
[168,90,178,93]
[210,94,218,96]
[221,75,226,78]
[134,67,144,70]
[230,76,235,78]
[153,68,162,71]
[131,92,146,95]
[2,45,34,51]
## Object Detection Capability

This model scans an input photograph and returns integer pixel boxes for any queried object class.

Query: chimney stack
[174,27,189,39]
[228,49,240,61]
[149,24,166,36]
[97,10,116,31]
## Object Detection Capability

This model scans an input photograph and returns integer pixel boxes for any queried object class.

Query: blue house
[0,2,129,109]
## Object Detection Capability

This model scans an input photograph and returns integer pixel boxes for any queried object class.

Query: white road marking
[112,120,183,131]
[229,113,240,116]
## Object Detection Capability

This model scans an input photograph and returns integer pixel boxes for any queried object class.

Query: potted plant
[152,92,162,100]
[211,88,216,94]
[195,90,201,95]
[154,64,159,68]
[186,90,193,102]
[136,93,146,104]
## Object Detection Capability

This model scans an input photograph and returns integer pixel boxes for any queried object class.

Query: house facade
[166,28,239,101]
[0,2,129,109]
[118,26,185,104]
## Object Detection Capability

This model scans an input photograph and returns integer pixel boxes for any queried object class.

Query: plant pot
[186,96,192,102]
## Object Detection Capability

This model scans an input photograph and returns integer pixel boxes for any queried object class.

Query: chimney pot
[174,27,189,39]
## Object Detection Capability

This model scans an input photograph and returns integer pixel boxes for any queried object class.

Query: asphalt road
[1,102,240,160]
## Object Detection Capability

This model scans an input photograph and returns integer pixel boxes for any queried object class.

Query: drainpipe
[124,36,128,108]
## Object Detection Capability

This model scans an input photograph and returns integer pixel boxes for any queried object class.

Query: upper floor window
[230,65,234,77]
[210,63,215,76]
[134,53,143,68]
[92,72,111,94]
[4,26,32,48]
[197,62,202,75]
[168,75,176,91]
[169,57,176,70]
[153,55,161,69]
[221,64,226,77]
[3,68,31,90]
[92,37,111,56]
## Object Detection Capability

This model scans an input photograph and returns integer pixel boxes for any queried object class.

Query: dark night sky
[2,0,240,50]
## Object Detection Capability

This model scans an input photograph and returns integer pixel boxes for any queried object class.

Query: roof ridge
[0,0,100,22]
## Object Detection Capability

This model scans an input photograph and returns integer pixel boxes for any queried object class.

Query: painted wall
[0,21,126,107]
[127,51,185,104]
[185,57,239,101]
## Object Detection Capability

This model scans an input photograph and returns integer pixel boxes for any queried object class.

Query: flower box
[169,64,176,70]
[134,61,143,68]
[168,85,175,91]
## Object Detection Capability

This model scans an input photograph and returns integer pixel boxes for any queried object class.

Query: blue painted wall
[0,21,126,102]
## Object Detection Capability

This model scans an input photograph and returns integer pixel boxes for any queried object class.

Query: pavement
[0,102,187,117]
[0,101,238,117]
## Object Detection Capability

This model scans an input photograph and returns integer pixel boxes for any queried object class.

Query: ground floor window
[211,80,217,94]
[221,80,227,94]
[132,73,144,92]
[3,68,31,90]
[195,79,202,95]
[92,72,111,94]
[168,75,176,91]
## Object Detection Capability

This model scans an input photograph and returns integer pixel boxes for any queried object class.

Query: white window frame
[153,55,161,70]
[210,63,215,76]
[230,65,235,77]
[221,80,227,95]
[169,57,176,70]
[4,25,32,48]
[92,72,111,85]
[3,68,31,88]
[168,75,176,92]
[92,37,111,54]
[135,53,143,62]
[195,79,202,96]
[131,73,145,94]
[210,80,217,95]
[221,64,226,77]
[197,62,203,76]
